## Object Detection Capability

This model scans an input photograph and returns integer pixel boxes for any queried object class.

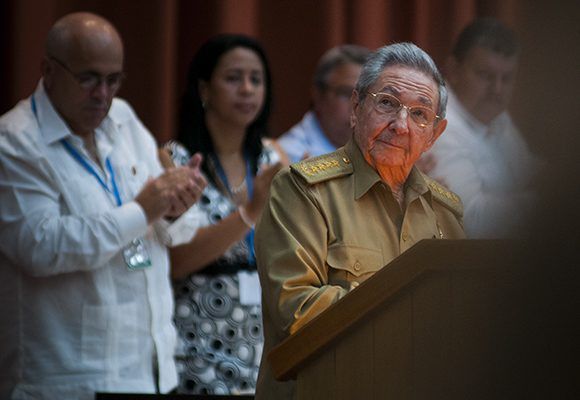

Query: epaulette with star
[290,149,354,185]
[424,175,463,217]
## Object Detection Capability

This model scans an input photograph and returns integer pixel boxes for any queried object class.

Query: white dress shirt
[277,111,337,163]
[0,82,193,399]
[424,89,542,238]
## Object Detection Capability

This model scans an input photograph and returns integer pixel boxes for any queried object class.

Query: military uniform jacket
[254,139,465,400]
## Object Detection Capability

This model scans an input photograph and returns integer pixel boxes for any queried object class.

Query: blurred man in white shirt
[277,45,370,163]
[421,18,542,238]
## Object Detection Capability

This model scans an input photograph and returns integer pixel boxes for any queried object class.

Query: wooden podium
[268,239,528,399]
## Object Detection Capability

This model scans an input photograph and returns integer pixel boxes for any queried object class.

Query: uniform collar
[404,167,431,206]
[344,139,381,200]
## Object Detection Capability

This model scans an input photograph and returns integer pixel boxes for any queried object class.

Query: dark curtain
[1,0,579,158]
[2,0,524,143]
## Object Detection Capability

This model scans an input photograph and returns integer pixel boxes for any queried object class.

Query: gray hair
[313,44,371,88]
[355,42,448,119]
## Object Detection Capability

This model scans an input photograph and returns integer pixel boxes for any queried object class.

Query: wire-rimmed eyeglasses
[49,56,125,91]
[367,92,441,128]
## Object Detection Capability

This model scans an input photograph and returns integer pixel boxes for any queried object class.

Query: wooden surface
[268,239,523,383]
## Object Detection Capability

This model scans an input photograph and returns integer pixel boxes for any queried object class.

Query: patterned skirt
[173,272,263,395]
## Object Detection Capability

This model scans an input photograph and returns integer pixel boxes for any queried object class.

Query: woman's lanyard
[210,152,255,265]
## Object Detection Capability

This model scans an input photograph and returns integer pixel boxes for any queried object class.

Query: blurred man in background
[277,44,370,162]
[420,17,542,238]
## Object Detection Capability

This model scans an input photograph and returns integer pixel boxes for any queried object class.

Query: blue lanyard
[31,95,38,116]
[210,153,254,199]
[31,95,122,207]
[61,139,122,207]
[211,152,255,264]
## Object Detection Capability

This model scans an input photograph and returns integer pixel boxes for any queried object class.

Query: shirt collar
[33,80,117,155]
[305,111,337,151]
[345,139,430,202]
[33,80,73,145]
[447,86,509,136]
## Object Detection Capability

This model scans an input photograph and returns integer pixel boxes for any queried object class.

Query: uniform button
[402,232,409,241]
[353,261,361,271]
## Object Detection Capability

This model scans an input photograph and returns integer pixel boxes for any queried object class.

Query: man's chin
[370,149,405,169]
[84,111,108,127]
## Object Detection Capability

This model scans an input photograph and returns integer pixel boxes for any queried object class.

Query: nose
[390,107,410,134]
[240,76,254,94]
[90,80,111,99]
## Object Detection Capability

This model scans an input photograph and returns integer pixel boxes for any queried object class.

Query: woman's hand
[244,162,283,222]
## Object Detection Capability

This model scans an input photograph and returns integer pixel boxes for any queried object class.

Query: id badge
[237,270,261,305]
[123,237,152,270]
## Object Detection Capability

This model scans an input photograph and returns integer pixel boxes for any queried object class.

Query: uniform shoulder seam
[424,175,463,217]
[290,149,353,185]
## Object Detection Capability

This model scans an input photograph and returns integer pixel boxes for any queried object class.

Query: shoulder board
[424,176,463,217]
[290,149,353,185]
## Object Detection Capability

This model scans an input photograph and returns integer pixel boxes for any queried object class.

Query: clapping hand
[243,162,283,223]
[136,152,207,223]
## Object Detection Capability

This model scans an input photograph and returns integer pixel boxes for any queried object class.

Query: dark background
[1,1,579,396]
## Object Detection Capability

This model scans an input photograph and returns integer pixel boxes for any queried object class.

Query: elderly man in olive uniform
[254,42,465,399]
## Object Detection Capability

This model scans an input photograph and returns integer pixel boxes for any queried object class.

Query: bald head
[45,12,123,63]
[42,12,125,137]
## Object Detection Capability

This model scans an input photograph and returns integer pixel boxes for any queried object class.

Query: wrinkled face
[352,65,447,171]
[43,36,124,137]
[449,46,517,124]
[201,47,266,130]
[313,62,362,147]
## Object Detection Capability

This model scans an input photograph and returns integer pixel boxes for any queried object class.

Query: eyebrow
[380,86,434,107]
[381,86,400,96]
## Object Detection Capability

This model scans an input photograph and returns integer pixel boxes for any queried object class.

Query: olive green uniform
[255,139,465,399]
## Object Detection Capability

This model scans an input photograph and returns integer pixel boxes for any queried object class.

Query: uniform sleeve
[255,169,348,336]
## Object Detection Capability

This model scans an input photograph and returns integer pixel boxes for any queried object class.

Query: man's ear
[425,118,447,151]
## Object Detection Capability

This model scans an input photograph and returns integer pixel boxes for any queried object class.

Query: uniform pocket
[326,244,384,277]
